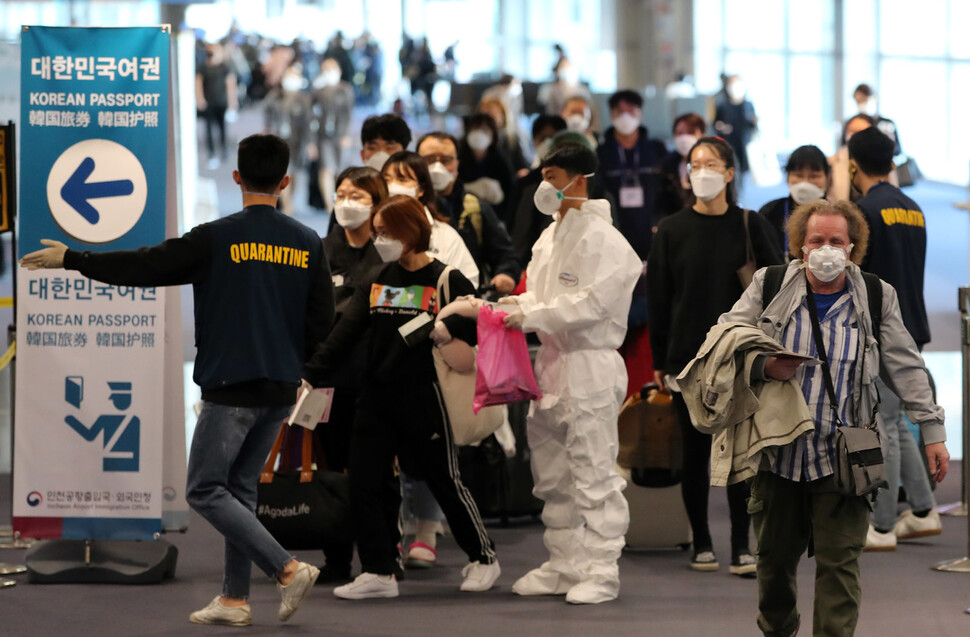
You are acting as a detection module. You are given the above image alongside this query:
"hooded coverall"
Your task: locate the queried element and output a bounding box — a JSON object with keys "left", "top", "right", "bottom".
{"left": 512, "top": 198, "right": 642, "bottom": 603}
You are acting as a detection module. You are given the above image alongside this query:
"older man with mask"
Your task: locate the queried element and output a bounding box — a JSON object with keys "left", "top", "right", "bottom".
{"left": 718, "top": 199, "right": 948, "bottom": 637}
{"left": 417, "top": 131, "right": 520, "bottom": 295}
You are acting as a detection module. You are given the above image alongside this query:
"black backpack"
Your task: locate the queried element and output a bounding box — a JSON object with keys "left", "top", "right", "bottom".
{"left": 761, "top": 265, "right": 883, "bottom": 346}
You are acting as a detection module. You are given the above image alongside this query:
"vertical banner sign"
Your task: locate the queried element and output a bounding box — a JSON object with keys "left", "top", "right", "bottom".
{"left": 0, "top": 126, "right": 8, "bottom": 232}
{"left": 14, "top": 26, "right": 169, "bottom": 540}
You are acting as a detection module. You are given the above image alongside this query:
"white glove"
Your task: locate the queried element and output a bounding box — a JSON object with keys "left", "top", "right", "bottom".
{"left": 430, "top": 321, "right": 453, "bottom": 345}
{"left": 496, "top": 295, "right": 520, "bottom": 306}
{"left": 464, "top": 177, "right": 505, "bottom": 205}
{"left": 503, "top": 310, "right": 525, "bottom": 331}
{"left": 225, "top": 109, "right": 238, "bottom": 124}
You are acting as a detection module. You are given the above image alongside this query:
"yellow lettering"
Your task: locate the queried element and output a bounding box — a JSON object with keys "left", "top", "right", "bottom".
{"left": 290, "top": 248, "right": 298, "bottom": 266}
{"left": 257, "top": 243, "right": 266, "bottom": 261}
{"left": 239, "top": 243, "right": 249, "bottom": 260}
{"left": 249, "top": 243, "right": 257, "bottom": 261}
{"left": 281, "top": 246, "right": 290, "bottom": 265}
{"left": 229, "top": 244, "right": 241, "bottom": 263}
{"left": 273, "top": 245, "right": 283, "bottom": 263}
{"left": 300, "top": 251, "right": 309, "bottom": 269}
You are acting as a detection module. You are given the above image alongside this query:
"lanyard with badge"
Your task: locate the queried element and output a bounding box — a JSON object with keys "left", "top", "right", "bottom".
{"left": 616, "top": 142, "right": 644, "bottom": 209}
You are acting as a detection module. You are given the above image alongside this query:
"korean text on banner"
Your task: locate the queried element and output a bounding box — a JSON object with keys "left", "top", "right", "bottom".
{"left": 14, "top": 26, "right": 170, "bottom": 541}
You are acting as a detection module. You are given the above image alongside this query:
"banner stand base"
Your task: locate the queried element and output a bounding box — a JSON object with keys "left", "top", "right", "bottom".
{"left": 25, "top": 539, "right": 177, "bottom": 584}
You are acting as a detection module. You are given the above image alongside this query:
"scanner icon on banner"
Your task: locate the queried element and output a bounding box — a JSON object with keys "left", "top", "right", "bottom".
{"left": 46, "top": 139, "right": 147, "bottom": 244}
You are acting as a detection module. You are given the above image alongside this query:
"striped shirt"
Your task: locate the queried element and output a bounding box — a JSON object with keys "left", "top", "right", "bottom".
{"left": 768, "top": 284, "right": 859, "bottom": 481}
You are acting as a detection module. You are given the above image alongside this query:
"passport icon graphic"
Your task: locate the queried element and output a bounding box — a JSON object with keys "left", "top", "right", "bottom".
{"left": 65, "top": 376, "right": 84, "bottom": 408}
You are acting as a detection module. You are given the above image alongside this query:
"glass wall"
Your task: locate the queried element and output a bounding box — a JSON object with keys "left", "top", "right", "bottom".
{"left": 694, "top": 0, "right": 969, "bottom": 184}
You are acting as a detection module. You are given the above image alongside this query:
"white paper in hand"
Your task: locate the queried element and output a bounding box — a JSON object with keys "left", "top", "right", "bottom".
{"left": 287, "top": 387, "right": 335, "bottom": 430}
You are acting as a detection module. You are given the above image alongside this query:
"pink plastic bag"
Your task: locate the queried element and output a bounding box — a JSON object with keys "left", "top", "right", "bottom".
{"left": 473, "top": 305, "right": 542, "bottom": 413}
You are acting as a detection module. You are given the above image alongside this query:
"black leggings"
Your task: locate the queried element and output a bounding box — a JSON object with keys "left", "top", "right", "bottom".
{"left": 672, "top": 391, "right": 751, "bottom": 554}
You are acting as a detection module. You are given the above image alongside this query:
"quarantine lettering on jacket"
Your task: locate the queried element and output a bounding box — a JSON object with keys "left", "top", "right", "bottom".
{"left": 228, "top": 242, "right": 311, "bottom": 268}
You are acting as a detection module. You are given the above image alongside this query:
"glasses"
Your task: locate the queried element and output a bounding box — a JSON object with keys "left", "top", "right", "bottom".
{"left": 687, "top": 161, "right": 727, "bottom": 174}
{"left": 420, "top": 153, "right": 455, "bottom": 165}
{"left": 333, "top": 192, "right": 371, "bottom": 204}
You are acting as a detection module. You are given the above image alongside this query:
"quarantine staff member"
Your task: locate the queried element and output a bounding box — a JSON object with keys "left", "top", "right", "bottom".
{"left": 20, "top": 134, "right": 333, "bottom": 628}
{"left": 304, "top": 195, "right": 500, "bottom": 600}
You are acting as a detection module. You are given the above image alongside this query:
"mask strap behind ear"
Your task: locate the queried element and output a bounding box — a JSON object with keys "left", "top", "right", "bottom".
{"left": 559, "top": 173, "right": 595, "bottom": 201}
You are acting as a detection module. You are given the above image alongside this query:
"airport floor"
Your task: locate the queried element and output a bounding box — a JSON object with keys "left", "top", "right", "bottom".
{"left": 1, "top": 470, "right": 970, "bottom": 636}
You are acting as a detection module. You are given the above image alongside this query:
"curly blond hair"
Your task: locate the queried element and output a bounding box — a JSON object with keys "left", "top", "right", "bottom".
{"left": 785, "top": 199, "right": 869, "bottom": 265}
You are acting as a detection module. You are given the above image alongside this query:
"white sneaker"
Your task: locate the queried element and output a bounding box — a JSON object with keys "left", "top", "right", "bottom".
{"left": 864, "top": 524, "right": 897, "bottom": 552}
{"left": 565, "top": 580, "right": 618, "bottom": 605}
{"left": 894, "top": 509, "right": 942, "bottom": 540}
{"left": 333, "top": 572, "right": 399, "bottom": 599}
{"left": 512, "top": 567, "right": 573, "bottom": 596}
{"left": 189, "top": 596, "right": 252, "bottom": 626}
{"left": 460, "top": 560, "right": 501, "bottom": 592}
{"left": 277, "top": 561, "right": 320, "bottom": 621}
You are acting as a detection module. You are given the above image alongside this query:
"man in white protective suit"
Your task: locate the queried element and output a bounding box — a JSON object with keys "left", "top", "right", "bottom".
{"left": 500, "top": 143, "right": 641, "bottom": 604}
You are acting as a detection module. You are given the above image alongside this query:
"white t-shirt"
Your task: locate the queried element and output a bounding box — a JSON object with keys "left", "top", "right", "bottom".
{"left": 424, "top": 207, "right": 479, "bottom": 285}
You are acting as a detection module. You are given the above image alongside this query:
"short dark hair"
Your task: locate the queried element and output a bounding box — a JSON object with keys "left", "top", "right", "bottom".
{"left": 381, "top": 151, "right": 446, "bottom": 221}
{"left": 540, "top": 142, "right": 599, "bottom": 177}
{"left": 361, "top": 113, "right": 412, "bottom": 147}
{"left": 416, "top": 131, "right": 459, "bottom": 155}
{"left": 334, "top": 166, "right": 389, "bottom": 206}
{"left": 371, "top": 195, "right": 431, "bottom": 254}
{"left": 853, "top": 83, "right": 874, "bottom": 98}
{"left": 608, "top": 89, "right": 643, "bottom": 111}
{"left": 687, "top": 136, "right": 738, "bottom": 206}
{"left": 237, "top": 134, "right": 289, "bottom": 192}
{"left": 848, "top": 127, "right": 895, "bottom": 176}
{"left": 672, "top": 112, "right": 705, "bottom": 136}
{"left": 531, "top": 114, "right": 567, "bottom": 140}
{"left": 785, "top": 145, "right": 830, "bottom": 176}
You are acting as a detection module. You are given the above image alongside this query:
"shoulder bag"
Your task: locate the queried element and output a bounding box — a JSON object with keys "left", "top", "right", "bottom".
{"left": 432, "top": 265, "right": 504, "bottom": 445}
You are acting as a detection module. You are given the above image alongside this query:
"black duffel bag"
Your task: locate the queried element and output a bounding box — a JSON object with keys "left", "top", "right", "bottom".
{"left": 257, "top": 422, "right": 352, "bottom": 549}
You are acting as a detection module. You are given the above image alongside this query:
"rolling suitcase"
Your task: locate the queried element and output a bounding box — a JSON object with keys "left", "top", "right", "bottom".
{"left": 618, "top": 384, "right": 692, "bottom": 550}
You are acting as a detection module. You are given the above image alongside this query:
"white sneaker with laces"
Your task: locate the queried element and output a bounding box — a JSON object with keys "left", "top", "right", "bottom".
{"left": 189, "top": 596, "right": 252, "bottom": 626}
{"left": 333, "top": 572, "right": 399, "bottom": 599}
{"left": 460, "top": 560, "right": 501, "bottom": 592}
{"left": 894, "top": 509, "right": 942, "bottom": 539}
{"left": 864, "top": 524, "right": 897, "bottom": 551}
{"left": 277, "top": 561, "right": 320, "bottom": 621}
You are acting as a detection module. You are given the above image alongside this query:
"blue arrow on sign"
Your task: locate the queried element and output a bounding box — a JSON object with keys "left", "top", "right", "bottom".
{"left": 60, "top": 156, "right": 135, "bottom": 224}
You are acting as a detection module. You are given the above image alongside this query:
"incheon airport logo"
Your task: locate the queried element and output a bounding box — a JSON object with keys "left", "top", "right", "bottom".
{"left": 27, "top": 491, "right": 43, "bottom": 507}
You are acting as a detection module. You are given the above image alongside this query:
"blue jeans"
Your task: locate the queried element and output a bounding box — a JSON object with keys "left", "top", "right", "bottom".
{"left": 871, "top": 378, "right": 936, "bottom": 531}
{"left": 186, "top": 402, "right": 294, "bottom": 598}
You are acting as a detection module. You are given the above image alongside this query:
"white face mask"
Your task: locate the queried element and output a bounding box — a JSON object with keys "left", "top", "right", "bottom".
{"left": 531, "top": 138, "right": 553, "bottom": 168}
{"left": 612, "top": 112, "right": 640, "bottom": 136}
{"left": 313, "top": 69, "right": 341, "bottom": 88}
{"left": 466, "top": 129, "right": 492, "bottom": 152}
{"left": 674, "top": 134, "right": 698, "bottom": 158}
{"left": 803, "top": 244, "right": 853, "bottom": 282}
{"left": 387, "top": 182, "right": 418, "bottom": 198}
{"left": 558, "top": 66, "right": 579, "bottom": 84}
{"left": 373, "top": 235, "right": 405, "bottom": 262}
{"left": 281, "top": 74, "right": 305, "bottom": 92}
{"left": 565, "top": 113, "right": 590, "bottom": 133}
{"left": 428, "top": 162, "right": 455, "bottom": 192}
{"left": 365, "top": 150, "right": 391, "bottom": 172}
{"left": 689, "top": 169, "right": 726, "bottom": 202}
{"left": 789, "top": 181, "right": 826, "bottom": 206}
{"left": 728, "top": 82, "right": 746, "bottom": 102}
{"left": 333, "top": 200, "right": 371, "bottom": 230}
{"left": 533, "top": 175, "right": 590, "bottom": 216}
